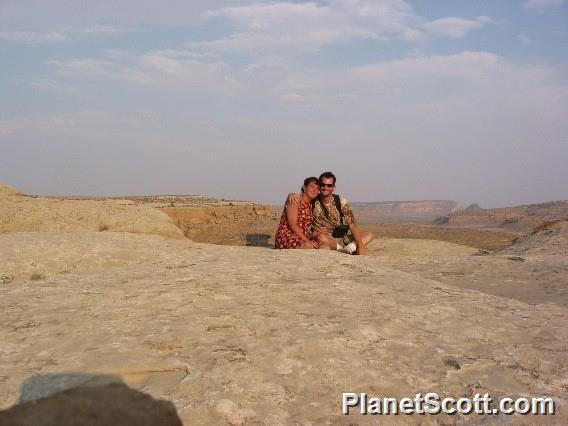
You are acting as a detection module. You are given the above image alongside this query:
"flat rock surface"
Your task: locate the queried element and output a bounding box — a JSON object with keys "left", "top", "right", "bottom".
{"left": 375, "top": 222, "right": 568, "bottom": 307}
{"left": 1, "top": 232, "right": 567, "bottom": 424}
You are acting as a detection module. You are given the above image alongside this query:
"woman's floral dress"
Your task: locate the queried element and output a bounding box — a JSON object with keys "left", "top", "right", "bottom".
{"left": 275, "top": 200, "right": 313, "bottom": 249}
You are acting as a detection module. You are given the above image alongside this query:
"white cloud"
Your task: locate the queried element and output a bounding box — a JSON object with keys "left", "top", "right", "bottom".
{"left": 30, "top": 79, "right": 78, "bottom": 93}
{"left": 0, "top": 113, "right": 90, "bottom": 135}
{"left": 49, "top": 50, "right": 242, "bottom": 94}
{"left": 422, "top": 16, "right": 490, "bottom": 38}
{"left": 102, "top": 49, "right": 131, "bottom": 59}
{"left": 0, "top": 30, "right": 67, "bottom": 43}
{"left": 196, "top": 1, "right": 494, "bottom": 57}
{"left": 81, "top": 25, "right": 135, "bottom": 36}
{"left": 523, "top": 0, "right": 564, "bottom": 9}
{"left": 135, "top": 51, "right": 242, "bottom": 94}
{"left": 0, "top": 0, "right": 258, "bottom": 32}
{"left": 268, "top": 51, "right": 503, "bottom": 104}
{"left": 518, "top": 34, "right": 533, "bottom": 45}
{"left": 0, "top": 25, "right": 132, "bottom": 44}
{"left": 50, "top": 59, "right": 149, "bottom": 83}
{"left": 197, "top": 0, "right": 424, "bottom": 55}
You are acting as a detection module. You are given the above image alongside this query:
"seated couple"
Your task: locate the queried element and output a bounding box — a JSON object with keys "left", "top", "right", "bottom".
{"left": 275, "top": 171, "right": 374, "bottom": 255}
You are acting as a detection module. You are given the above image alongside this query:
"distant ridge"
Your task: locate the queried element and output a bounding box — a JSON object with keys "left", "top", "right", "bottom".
{"left": 434, "top": 200, "right": 568, "bottom": 232}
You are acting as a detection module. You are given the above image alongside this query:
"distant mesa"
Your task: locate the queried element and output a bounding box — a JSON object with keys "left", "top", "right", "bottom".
{"left": 352, "top": 200, "right": 463, "bottom": 224}
{"left": 465, "top": 203, "right": 482, "bottom": 212}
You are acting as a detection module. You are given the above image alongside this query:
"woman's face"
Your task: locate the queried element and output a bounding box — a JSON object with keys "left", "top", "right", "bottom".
{"left": 304, "top": 181, "right": 320, "bottom": 200}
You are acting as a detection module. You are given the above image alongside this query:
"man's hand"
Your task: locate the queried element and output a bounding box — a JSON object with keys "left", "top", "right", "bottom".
{"left": 286, "top": 193, "right": 300, "bottom": 206}
{"left": 356, "top": 247, "right": 366, "bottom": 256}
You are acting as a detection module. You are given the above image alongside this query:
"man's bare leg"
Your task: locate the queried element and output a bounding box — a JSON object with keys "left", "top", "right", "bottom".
{"left": 361, "top": 231, "right": 374, "bottom": 246}
{"left": 344, "top": 231, "right": 374, "bottom": 254}
{"left": 317, "top": 233, "right": 337, "bottom": 250}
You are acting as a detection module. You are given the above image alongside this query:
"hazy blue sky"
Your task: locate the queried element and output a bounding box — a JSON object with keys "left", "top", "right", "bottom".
{"left": 1, "top": 0, "right": 567, "bottom": 207}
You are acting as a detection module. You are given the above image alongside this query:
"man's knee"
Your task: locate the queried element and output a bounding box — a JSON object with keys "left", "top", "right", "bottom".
{"left": 318, "top": 234, "right": 335, "bottom": 246}
{"left": 317, "top": 233, "right": 337, "bottom": 249}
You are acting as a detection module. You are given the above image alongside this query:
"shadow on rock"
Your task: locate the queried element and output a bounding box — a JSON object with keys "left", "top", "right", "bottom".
{"left": 0, "top": 373, "right": 182, "bottom": 425}
{"left": 245, "top": 233, "right": 273, "bottom": 248}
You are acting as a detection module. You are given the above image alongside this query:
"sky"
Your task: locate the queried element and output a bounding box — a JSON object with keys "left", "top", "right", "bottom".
{"left": 1, "top": 0, "right": 567, "bottom": 207}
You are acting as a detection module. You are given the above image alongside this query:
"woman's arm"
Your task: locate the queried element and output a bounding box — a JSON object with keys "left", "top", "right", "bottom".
{"left": 286, "top": 199, "right": 308, "bottom": 241}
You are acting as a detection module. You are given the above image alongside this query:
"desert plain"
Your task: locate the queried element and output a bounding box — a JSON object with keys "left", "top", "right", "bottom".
{"left": 1, "top": 184, "right": 567, "bottom": 425}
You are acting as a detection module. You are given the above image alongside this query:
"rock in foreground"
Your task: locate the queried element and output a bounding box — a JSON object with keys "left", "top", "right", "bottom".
{"left": 1, "top": 232, "right": 567, "bottom": 424}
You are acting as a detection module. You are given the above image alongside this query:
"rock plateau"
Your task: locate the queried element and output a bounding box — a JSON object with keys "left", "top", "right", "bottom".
{"left": 1, "top": 184, "right": 567, "bottom": 425}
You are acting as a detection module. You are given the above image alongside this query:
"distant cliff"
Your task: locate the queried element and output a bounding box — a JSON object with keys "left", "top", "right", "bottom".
{"left": 352, "top": 200, "right": 463, "bottom": 224}
{"left": 434, "top": 200, "right": 568, "bottom": 232}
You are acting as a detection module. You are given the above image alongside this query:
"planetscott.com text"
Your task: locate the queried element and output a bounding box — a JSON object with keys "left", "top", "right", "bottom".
{"left": 342, "top": 392, "right": 555, "bottom": 416}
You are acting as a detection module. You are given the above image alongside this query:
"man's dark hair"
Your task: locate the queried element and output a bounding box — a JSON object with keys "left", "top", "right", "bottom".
{"left": 319, "top": 171, "right": 336, "bottom": 185}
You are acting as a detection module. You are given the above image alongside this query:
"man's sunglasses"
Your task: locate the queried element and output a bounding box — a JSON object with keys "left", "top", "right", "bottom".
{"left": 319, "top": 183, "right": 334, "bottom": 188}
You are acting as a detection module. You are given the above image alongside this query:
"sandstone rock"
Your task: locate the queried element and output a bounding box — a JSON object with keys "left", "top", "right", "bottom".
{"left": 0, "top": 183, "right": 280, "bottom": 244}
{"left": 0, "top": 232, "right": 192, "bottom": 281}
{"left": 1, "top": 232, "right": 567, "bottom": 424}
{"left": 0, "top": 184, "right": 184, "bottom": 239}
{"left": 0, "top": 184, "right": 21, "bottom": 196}
{"left": 1, "top": 184, "right": 567, "bottom": 424}
{"left": 501, "top": 219, "right": 568, "bottom": 256}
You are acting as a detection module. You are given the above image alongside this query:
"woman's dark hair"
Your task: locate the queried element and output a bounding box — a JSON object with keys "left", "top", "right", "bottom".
{"left": 301, "top": 176, "right": 319, "bottom": 193}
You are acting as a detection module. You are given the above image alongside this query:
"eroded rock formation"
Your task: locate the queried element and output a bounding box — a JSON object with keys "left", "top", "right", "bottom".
{"left": 435, "top": 200, "right": 568, "bottom": 231}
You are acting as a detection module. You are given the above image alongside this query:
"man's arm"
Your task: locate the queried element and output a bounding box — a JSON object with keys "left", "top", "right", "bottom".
{"left": 345, "top": 217, "right": 365, "bottom": 255}
{"left": 286, "top": 193, "right": 300, "bottom": 206}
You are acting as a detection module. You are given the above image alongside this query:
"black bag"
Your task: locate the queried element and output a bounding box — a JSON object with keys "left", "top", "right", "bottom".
{"left": 329, "top": 194, "right": 350, "bottom": 238}
{"left": 332, "top": 224, "right": 350, "bottom": 238}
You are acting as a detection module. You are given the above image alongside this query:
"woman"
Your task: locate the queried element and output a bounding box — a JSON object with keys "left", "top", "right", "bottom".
{"left": 275, "top": 177, "right": 326, "bottom": 249}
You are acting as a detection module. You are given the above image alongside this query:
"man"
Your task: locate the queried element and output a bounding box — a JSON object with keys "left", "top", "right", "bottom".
{"left": 289, "top": 171, "right": 374, "bottom": 255}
